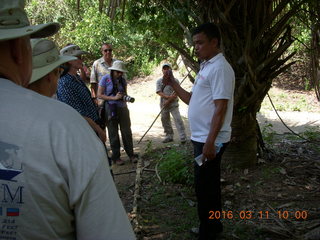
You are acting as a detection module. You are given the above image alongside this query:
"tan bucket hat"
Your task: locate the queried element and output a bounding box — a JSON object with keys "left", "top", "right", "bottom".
{"left": 30, "top": 39, "right": 77, "bottom": 84}
{"left": 109, "top": 60, "right": 128, "bottom": 73}
{"left": 0, "top": 0, "right": 60, "bottom": 41}
{"left": 60, "top": 44, "right": 89, "bottom": 57}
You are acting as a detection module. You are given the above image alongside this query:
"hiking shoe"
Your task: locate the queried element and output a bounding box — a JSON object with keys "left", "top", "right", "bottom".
{"left": 162, "top": 138, "right": 173, "bottom": 143}
{"left": 114, "top": 159, "right": 125, "bottom": 166}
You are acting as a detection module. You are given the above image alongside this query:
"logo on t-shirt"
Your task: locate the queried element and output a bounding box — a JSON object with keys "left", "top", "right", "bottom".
{"left": 0, "top": 142, "right": 22, "bottom": 181}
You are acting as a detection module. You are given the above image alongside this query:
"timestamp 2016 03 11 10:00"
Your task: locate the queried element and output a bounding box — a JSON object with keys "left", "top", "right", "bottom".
{"left": 208, "top": 210, "right": 308, "bottom": 220}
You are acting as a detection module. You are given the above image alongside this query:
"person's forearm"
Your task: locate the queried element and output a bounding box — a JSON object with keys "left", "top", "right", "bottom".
{"left": 84, "top": 116, "right": 99, "bottom": 132}
{"left": 84, "top": 116, "right": 106, "bottom": 142}
{"left": 90, "top": 83, "right": 98, "bottom": 98}
{"left": 202, "top": 100, "right": 228, "bottom": 161}
{"left": 170, "top": 80, "right": 191, "bottom": 105}
{"left": 97, "top": 86, "right": 118, "bottom": 101}
{"left": 206, "top": 101, "right": 228, "bottom": 145}
{"left": 157, "top": 92, "right": 170, "bottom": 99}
{"left": 97, "top": 93, "right": 116, "bottom": 101}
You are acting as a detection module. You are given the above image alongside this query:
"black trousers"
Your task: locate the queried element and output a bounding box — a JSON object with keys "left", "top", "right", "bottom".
{"left": 192, "top": 140, "right": 228, "bottom": 240}
{"left": 106, "top": 106, "right": 134, "bottom": 160}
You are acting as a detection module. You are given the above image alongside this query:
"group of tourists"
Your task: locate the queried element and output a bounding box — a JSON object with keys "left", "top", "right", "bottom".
{"left": 0, "top": 1, "right": 235, "bottom": 240}
{"left": 0, "top": 0, "right": 135, "bottom": 239}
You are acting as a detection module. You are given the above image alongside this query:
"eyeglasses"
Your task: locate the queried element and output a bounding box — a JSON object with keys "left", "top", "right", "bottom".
{"left": 103, "top": 49, "right": 113, "bottom": 53}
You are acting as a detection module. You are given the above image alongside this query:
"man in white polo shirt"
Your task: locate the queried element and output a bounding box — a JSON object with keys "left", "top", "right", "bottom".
{"left": 163, "top": 23, "right": 235, "bottom": 240}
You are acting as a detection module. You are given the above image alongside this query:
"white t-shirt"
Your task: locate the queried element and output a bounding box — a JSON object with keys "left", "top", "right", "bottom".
{"left": 0, "top": 78, "right": 135, "bottom": 240}
{"left": 188, "top": 53, "right": 235, "bottom": 143}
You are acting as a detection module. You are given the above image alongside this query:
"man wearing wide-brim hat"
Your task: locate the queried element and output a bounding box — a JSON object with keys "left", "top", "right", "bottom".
{"left": 28, "top": 38, "right": 77, "bottom": 97}
{"left": 0, "top": 1, "right": 135, "bottom": 239}
{"left": 0, "top": 0, "right": 60, "bottom": 85}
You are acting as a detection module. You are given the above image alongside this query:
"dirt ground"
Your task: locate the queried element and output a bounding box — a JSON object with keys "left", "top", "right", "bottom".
{"left": 109, "top": 66, "right": 320, "bottom": 239}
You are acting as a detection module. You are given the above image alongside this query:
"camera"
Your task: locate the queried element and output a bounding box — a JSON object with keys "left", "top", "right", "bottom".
{"left": 122, "top": 95, "right": 135, "bottom": 103}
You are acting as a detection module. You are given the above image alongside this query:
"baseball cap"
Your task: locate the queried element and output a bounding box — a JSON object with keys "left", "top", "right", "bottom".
{"left": 29, "top": 39, "right": 77, "bottom": 84}
{"left": 0, "top": 0, "right": 60, "bottom": 41}
{"left": 162, "top": 63, "right": 171, "bottom": 68}
{"left": 60, "top": 44, "right": 89, "bottom": 57}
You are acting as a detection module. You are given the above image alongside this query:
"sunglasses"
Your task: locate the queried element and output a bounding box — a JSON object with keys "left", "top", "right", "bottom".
{"left": 103, "top": 49, "right": 113, "bottom": 53}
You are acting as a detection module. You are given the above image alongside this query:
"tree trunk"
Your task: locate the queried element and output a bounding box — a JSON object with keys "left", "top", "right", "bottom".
{"left": 223, "top": 113, "right": 258, "bottom": 168}
{"left": 310, "top": 0, "right": 320, "bottom": 101}
{"left": 310, "top": 25, "right": 320, "bottom": 101}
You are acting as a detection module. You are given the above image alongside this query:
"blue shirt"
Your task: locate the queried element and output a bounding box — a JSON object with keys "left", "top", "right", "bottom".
{"left": 57, "top": 73, "right": 99, "bottom": 122}
{"left": 99, "top": 74, "right": 127, "bottom": 108}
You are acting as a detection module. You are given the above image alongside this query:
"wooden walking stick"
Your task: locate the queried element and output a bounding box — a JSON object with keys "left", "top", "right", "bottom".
{"left": 137, "top": 71, "right": 190, "bottom": 144}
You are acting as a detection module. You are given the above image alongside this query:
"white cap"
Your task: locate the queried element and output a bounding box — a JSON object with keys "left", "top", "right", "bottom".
{"left": 162, "top": 63, "right": 171, "bottom": 68}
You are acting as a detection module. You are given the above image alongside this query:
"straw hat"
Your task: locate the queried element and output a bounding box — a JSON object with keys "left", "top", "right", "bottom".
{"left": 29, "top": 39, "right": 77, "bottom": 84}
{"left": 109, "top": 60, "right": 128, "bottom": 73}
{"left": 0, "top": 0, "right": 59, "bottom": 41}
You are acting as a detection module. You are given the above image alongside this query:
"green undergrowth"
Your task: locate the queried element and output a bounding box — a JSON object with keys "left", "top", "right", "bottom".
{"left": 157, "top": 145, "right": 194, "bottom": 185}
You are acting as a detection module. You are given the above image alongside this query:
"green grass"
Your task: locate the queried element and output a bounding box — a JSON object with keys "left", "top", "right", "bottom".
{"left": 260, "top": 88, "right": 318, "bottom": 113}
{"left": 140, "top": 179, "right": 198, "bottom": 239}
{"left": 301, "top": 126, "right": 320, "bottom": 141}
{"left": 158, "top": 147, "right": 194, "bottom": 185}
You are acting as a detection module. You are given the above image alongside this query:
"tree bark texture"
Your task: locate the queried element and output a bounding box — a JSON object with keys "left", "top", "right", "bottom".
{"left": 222, "top": 113, "right": 257, "bottom": 168}
{"left": 310, "top": 0, "right": 320, "bottom": 101}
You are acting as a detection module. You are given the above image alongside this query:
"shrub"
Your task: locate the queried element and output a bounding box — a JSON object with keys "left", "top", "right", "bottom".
{"left": 158, "top": 147, "right": 193, "bottom": 185}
